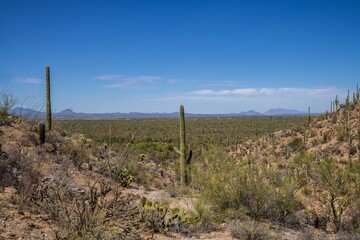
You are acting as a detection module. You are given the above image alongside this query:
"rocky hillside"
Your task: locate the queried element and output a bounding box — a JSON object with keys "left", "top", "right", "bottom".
{"left": 229, "top": 101, "right": 360, "bottom": 235}
{"left": 235, "top": 101, "right": 360, "bottom": 164}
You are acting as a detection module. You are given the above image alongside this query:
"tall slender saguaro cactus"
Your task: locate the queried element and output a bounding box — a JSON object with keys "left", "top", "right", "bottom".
{"left": 330, "top": 101, "right": 332, "bottom": 113}
{"left": 346, "top": 90, "right": 350, "bottom": 107}
{"left": 335, "top": 95, "right": 339, "bottom": 111}
{"left": 46, "top": 65, "right": 52, "bottom": 131}
{"left": 308, "top": 106, "right": 311, "bottom": 126}
{"left": 353, "top": 92, "right": 356, "bottom": 105}
{"left": 174, "top": 105, "right": 192, "bottom": 186}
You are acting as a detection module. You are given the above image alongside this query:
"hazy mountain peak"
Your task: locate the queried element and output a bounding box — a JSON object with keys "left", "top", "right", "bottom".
{"left": 262, "top": 108, "right": 306, "bottom": 116}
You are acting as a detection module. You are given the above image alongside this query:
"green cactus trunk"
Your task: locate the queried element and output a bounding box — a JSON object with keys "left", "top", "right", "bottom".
{"left": 39, "top": 121, "right": 45, "bottom": 144}
{"left": 179, "top": 105, "right": 187, "bottom": 185}
{"left": 335, "top": 95, "right": 339, "bottom": 111}
{"left": 308, "top": 106, "right": 311, "bottom": 126}
{"left": 330, "top": 101, "right": 332, "bottom": 113}
{"left": 353, "top": 92, "right": 356, "bottom": 105}
{"left": 46, "top": 65, "right": 52, "bottom": 131}
{"left": 173, "top": 105, "right": 192, "bottom": 186}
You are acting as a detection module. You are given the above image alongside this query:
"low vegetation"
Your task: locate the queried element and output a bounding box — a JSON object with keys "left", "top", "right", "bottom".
{"left": 1, "top": 87, "right": 360, "bottom": 239}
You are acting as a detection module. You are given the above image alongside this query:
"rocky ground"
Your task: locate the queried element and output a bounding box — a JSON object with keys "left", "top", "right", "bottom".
{"left": 0, "top": 112, "right": 359, "bottom": 239}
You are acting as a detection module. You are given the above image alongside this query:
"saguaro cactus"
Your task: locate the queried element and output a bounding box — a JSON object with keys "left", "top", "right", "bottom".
{"left": 346, "top": 90, "right": 350, "bottom": 107}
{"left": 174, "top": 105, "right": 192, "bottom": 186}
{"left": 353, "top": 92, "right": 356, "bottom": 105}
{"left": 358, "top": 112, "right": 360, "bottom": 161}
{"left": 46, "top": 65, "right": 52, "bottom": 131}
{"left": 39, "top": 121, "right": 45, "bottom": 144}
{"left": 308, "top": 106, "right": 311, "bottom": 126}
{"left": 335, "top": 95, "right": 339, "bottom": 111}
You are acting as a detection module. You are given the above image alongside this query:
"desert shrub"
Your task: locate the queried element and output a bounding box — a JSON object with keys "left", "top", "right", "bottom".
{"left": 193, "top": 155, "right": 302, "bottom": 222}
{"left": 67, "top": 134, "right": 92, "bottom": 169}
{"left": 0, "top": 91, "right": 17, "bottom": 117}
{"left": 134, "top": 141, "right": 176, "bottom": 164}
{"left": 110, "top": 164, "right": 134, "bottom": 187}
{"left": 45, "top": 131, "right": 65, "bottom": 152}
{"left": 333, "top": 232, "right": 360, "bottom": 240}
{"left": 193, "top": 198, "right": 218, "bottom": 232}
{"left": 0, "top": 158, "right": 15, "bottom": 188}
{"left": 229, "top": 220, "right": 279, "bottom": 240}
{"left": 34, "top": 179, "right": 142, "bottom": 239}
{"left": 241, "top": 168, "right": 301, "bottom": 220}
{"left": 140, "top": 197, "right": 199, "bottom": 237}
{"left": 322, "top": 133, "right": 330, "bottom": 143}
{"left": 69, "top": 145, "right": 89, "bottom": 169}
{"left": 288, "top": 137, "right": 304, "bottom": 152}
{"left": 336, "top": 125, "right": 349, "bottom": 142}
{"left": 312, "top": 158, "right": 360, "bottom": 232}
{"left": 0, "top": 91, "right": 18, "bottom": 126}
{"left": 140, "top": 197, "right": 169, "bottom": 235}
{"left": 288, "top": 152, "right": 314, "bottom": 186}
{"left": 296, "top": 230, "right": 325, "bottom": 240}
{"left": 0, "top": 149, "right": 41, "bottom": 211}
{"left": 96, "top": 142, "right": 152, "bottom": 188}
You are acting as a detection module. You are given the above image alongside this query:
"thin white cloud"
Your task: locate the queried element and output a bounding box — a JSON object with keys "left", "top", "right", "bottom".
{"left": 188, "top": 87, "right": 338, "bottom": 97}
{"left": 17, "top": 77, "right": 43, "bottom": 84}
{"left": 199, "top": 80, "right": 237, "bottom": 87}
{"left": 166, "top": 78, "right": 180, "bottom": 84}
{"left": 95, "top": 75, "right": 164, "bottom": 88}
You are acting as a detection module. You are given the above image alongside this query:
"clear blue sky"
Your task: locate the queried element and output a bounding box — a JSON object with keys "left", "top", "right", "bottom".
{"left": 1, "top": 0, "right": 359, "bottom": 113}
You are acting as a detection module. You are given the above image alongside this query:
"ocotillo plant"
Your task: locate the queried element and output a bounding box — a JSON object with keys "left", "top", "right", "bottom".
{"left": 174, "top": 105, "right": 192, "bottom": 186}
{"left": 39, "top": 121, "right": 45, "bottom": 145}
{"left": 46, "top": 65, "right": 52, "bottom": 131}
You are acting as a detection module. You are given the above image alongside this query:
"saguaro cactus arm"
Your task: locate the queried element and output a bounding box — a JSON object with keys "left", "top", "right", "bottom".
{"left": 173, "top": 147, "right": 181, "bottom": 155}
{"left": 186, "top": 149, "right": 192, "bottom": 165}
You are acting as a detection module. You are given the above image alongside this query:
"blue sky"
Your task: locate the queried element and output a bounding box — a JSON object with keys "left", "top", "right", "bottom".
{"left": 1, "top": 0, "right": 360, "bottom": 114}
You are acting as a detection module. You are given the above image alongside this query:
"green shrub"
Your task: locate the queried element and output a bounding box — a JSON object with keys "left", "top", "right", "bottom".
{"left": 110, "top": 165, "right": 134, "bottom": 187}
{"left": 313, "top": 159, "right": 360, "bottom": 232}
{"left": 34, "top": 180, "right": 141, "bottom": 239}
{"left": 0, "top": 91, "right": 17, "bottom": 117}
{"left": 140, "top": 197, "right": 199, "bottom": 236}
{"left": 193, "top": 156, "right": 302, "bottom": 222}
{"left": 288, "top": 137, "right": 304, "bottom": 152}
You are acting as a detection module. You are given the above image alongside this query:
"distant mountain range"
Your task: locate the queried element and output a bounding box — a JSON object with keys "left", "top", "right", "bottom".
{"left": 10, "top": 107, "right": 312, "bottom": 119}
